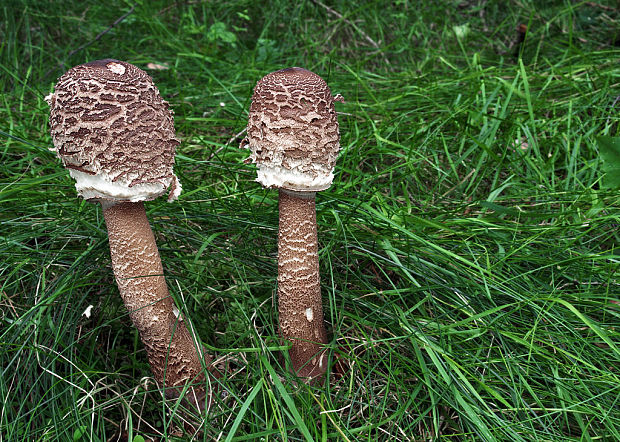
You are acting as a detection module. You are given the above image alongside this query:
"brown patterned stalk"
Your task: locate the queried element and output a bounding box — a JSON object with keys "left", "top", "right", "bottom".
{"left": 102, "top": 201, "right": 210, "bottom": 406}
{"left": 277, "top": 190, "right": 327, "bottom": 378}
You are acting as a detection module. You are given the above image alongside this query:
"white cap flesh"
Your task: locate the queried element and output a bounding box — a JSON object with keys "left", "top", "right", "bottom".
{"left": 65, "top": 169, "right": 182, "bottom": 202}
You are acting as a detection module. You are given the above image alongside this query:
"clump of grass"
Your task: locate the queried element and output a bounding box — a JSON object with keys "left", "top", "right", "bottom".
{"left": 1, "top": 0, "right": 619, "bottom": 440}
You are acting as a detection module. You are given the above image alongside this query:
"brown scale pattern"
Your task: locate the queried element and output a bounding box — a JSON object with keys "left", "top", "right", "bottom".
{"left": 48, "top": 59, "right": 178, "bottom": 196}
{"left": 277, "top": 191, "right": 327, "bottom": 378}
{"left": 244, "top": 67, "right": 341, "bottom": 185}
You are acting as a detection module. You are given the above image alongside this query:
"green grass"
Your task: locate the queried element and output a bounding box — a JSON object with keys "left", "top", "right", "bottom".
{"left": 1, "top": 0, "right": 619, "bottom": 440}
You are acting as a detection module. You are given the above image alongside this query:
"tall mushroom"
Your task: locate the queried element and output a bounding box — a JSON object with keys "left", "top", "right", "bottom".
{"left": 47, "top": 59, "right": 211, "bottom": 409}
{"left": 242, "top": 67, "right": 343, "bottom": 379}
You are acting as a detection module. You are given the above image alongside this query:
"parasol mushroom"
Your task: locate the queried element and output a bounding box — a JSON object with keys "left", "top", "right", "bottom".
{"left": 47, "top": 59, "right": 212, "bottom": 410}
{"left": 242, "top": 67, "right": 343, "bottom": 379}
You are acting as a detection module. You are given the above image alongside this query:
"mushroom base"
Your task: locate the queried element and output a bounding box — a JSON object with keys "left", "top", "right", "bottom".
{"left": 277, "top": 190, "right": 328, "bottom": 380}
{"left": 102, "top": 201, "right": 213, "bottom": 410}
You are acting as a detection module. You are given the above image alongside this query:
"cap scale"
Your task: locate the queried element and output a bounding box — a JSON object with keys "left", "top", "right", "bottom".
{"left": 47, "top": 59, "right": 181, "bottom": 202}
{"left": 244, "top": 67, "right": 342, "bottom": 192}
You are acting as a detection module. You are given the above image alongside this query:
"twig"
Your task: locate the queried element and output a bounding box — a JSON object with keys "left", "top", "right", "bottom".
{"left": 311, "top": 0, "right": 379, "bottom": 49}
{"left": 204, "top": 127, "right": 247, "bottom": 161}
{"left": 43, "top": 6, "right": 135, "bottom": 79}
{"left": 585, "top": 1, "right": 617, "bottom": 12}
{"left": 441, "top": 168, "right": 476, "bottom": 198}
{"left": 310, "top": 0, "right": 390, "bottom": 66}
{"left": 226, "top": 127, "right": 247, "bottom": 147}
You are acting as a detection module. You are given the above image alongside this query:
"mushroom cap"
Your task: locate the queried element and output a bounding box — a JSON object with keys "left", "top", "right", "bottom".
{"left": 243, "top": 67, "right": 342, "bottom": 192}
{"left": 47, "top": 59, "right": 181, "bottom": 202}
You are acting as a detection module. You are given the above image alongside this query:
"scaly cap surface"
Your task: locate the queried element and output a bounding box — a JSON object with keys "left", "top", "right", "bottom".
{"left": 47, "top": 59, "right": 181, "bottom": 202}
{"left": 243, "top": 67, "right": 343, "bottom": 192}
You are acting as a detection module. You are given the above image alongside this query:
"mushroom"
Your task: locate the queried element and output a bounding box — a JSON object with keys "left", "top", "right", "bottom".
{"left": 47, "top": 59, "right": 212, "bottom": 409}
{"left": 242, "top": 67, "right": 343, "bottom": 379}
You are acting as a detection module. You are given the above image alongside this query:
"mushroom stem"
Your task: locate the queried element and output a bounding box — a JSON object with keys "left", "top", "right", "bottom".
{"left": 102, "top": 201, "right": 211, "bottom": 407}
{"left": 277, "top": 189, "right": 328, "bottom": 379}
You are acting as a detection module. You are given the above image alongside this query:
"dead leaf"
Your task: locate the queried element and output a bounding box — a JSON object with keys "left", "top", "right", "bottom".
{"left": 146, "top": 62, "right": 169, "bottom": 70}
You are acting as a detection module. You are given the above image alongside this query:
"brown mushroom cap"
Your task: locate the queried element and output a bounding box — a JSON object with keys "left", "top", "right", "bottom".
{"left": 47, "top": 59, "right": 181, "bottom": 202}
{"left": 244, "top": 67, "right": 343, "bottom": 192}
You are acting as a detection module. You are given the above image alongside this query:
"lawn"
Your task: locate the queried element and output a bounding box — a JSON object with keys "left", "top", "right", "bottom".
{"left": 1, "top": 0, "right": 619, "bottom": 440}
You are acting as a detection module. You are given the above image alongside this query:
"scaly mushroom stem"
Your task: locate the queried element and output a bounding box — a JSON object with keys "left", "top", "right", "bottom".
{"left": 102, "top": 201, "right": 211, "bottom": 407}
{"left": 277, "top": 190, "right": 328, "bottom": 379}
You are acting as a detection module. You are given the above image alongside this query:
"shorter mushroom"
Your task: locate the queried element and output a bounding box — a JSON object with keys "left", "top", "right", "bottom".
{"left": 47, "top": 59, "right": 212, "bottom": 410}
{"left": 242, "top": 67, "right": 343, "bottom": 379}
